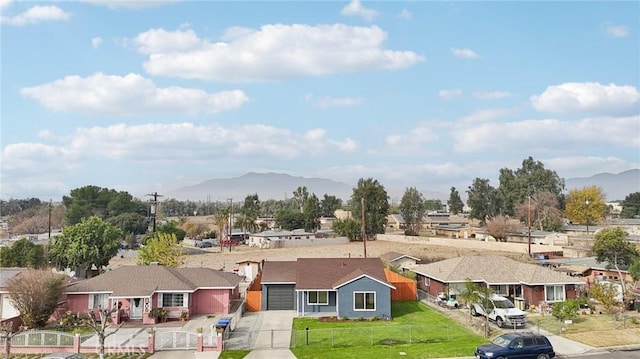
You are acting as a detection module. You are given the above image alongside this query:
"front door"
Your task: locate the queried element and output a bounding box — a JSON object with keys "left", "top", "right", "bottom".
{"left": 130, "top": 297, "right": 143, "bottom": 319}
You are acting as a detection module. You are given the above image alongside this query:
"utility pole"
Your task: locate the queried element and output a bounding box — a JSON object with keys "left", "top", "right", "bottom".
{"left": 48, "top": 199, "right": 52, "bottom": 239}
{"left": 527, "top": 195, "right": 531, "bottom": 257}
{"left": 147, "top": 192, "right": 163, "bottom": 233}
{"left": 361, "top": 197, "right": 367, "bottom": 258}
{"left": 228, "top": 198, "right": 233, "bottom": 252}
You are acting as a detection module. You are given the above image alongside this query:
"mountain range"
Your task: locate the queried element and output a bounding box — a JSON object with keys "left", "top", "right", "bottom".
{"left": 167, "top": 169, "right": 639, "bottom": 203}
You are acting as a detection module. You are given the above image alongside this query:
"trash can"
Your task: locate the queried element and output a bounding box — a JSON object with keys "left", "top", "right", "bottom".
{"left": 216, "top": 318, "right": 231, "bottom": 340}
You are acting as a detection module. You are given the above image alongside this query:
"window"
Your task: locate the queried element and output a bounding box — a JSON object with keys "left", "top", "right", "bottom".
{"left": 489, "top": 285, "right": 508, "bottom": 296}
{"left": 307, "top": 291, "right": 328, "bottom": 305}
{"left": 545, "top": 285, "right": 565, "bottom": 302}
{"left": 354, "top": 292, "right": 376, "bottom": 311}
{"left": 90, "top": 293, "right": 109, "bottom": 309}
{"left": 424, "top": 277, "right": 430, "bottom": 286}
{"left": 161, "top": 293, "right": 185, "bottom": 307}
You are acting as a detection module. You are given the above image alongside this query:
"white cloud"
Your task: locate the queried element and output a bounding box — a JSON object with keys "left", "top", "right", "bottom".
{"left": 473, "top": 91, "right": 512, "bottom": 100}
{"left": 451, "top": 48, "right": 480, "bottom": 59}
{"left": 341, "top": 0, "right": 378, "bottom": 22}
{"left": 1, "top": 5, "right": 70, "bottom": 26}
{"left": 530, "top": 82, "right": 640, "bottom": 115}
{"left": 398, "top": 9, "right": 412, "bottom": 20}
{"left": 459, "top": 108, "right": 513, "bottom": 123}
{"left": 545, "top": 156, "right": 639, "bottom": 180}
{"left": 454, "top": 115, "right": 640, "bottom": 153}
{"left": 134, "top": 25, "right": 423, "bottom": 82}
{"left": 306, "top": 94, "right": 362, "bottom": 108}
{"left": 383, "top": 125, "right": 439, "bottom": 156}
{"left": 81, "top": 0, "right": 181, "bottom": 9}
{"left": 438, "top": 89, "right": 462, "bottom": 100}
{"left": 91, "top": 37, "right": 103, "bottom": 48}
{"left": 133, "top": 28, "right": 204, "bottom": 54}
{"left": 1, "top": 122, "right": 357, "bottom": 174}
{"left": 605, "top": 24, "right": 629, "bottom": 38}
{"left": 20, "top": 72, "right": 249, "bottom": 115}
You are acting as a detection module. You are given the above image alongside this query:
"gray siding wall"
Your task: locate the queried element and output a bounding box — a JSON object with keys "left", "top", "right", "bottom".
{"left": 337, "top": 277, "right": 391, "bottom": 319}
{"left": 298, "top": 290, "right": 337, "bottom": 315}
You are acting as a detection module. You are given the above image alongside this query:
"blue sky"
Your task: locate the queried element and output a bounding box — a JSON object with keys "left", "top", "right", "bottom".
{"left": 1, "top": 0, "right": 639, "bottom": 201}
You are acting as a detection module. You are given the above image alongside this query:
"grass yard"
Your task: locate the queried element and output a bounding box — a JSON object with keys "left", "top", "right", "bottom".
{"left": 290, "top": 301, "right": 485, "bottom": 359}
{"left": 530, "top": 312, "right": 640, "bottom": 347}
{"left": 219, "top": 350, "right": 251, "bottom": 359}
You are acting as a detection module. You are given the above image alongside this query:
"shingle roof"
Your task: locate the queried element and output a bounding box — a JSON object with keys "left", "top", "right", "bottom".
{"left": 295, "top": 258, "right": 392, "bottom": 290}
{"left": 66, "top": 266, "right": 241, "bottom": 297}
{"left": 0, "top": 268, "right": 26, "bottom": 288}
{"left": 379, "top": 252, "right": 420, "bottom": 263}
{"left": 411, "top": 255, "right": 584, "bottom": 285}
{"left": 261, "top": 261, "right": 297, "bottom": 283}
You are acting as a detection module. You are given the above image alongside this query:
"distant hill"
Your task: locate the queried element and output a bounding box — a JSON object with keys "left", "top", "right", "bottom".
{"left": 167, "top": 172, "right": 353, "bottom": 201}
{"left": 565, "top": 169, "right": 639, "bottom": 201}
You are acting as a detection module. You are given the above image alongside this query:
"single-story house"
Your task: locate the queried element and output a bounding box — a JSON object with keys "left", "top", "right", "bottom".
{"left": 432, "top": 224, "right": 476, "bottom": 239}
{"left": 248, "top": 229, "right": 316, "bottom": 248}
{"left": 65, "top": 265, "right": 242, "bottom": 324}
{"left": 379, "top": 252, "right": 421, "bottom": 271}
{"left": 541, "top": 257, "right": 636, "bottom": 288}
{"left": 412, "top": 255, "right": 584, "bottom": 310}
{"left": 260, "top": 258, "right": 395, "bottom": 319}
{"left": 0, "top": 268, "right": 25, "bottom": 320}
{"left": 236, "top": 260, "right": 263, "bottom": 282}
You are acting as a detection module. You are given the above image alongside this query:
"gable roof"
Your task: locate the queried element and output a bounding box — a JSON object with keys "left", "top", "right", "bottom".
{"left": 379, "top": 252, "right": 421, "bottom": 263}
{"left": 66, "top": 266, "right": 242, "bottom": 297}
{"left": 261, "top": 261, "right": 297, "bottom": 284}
{"left": 295, "top": 258, "right": 393, "bottom": 290}
{"left": 0, "top": 268, "right": 27, "bottom": 289}
{"left": 411, "top": 255, "right": 584, "bottom": 286}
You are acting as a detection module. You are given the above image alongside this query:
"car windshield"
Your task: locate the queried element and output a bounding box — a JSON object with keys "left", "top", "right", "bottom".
{"left": 493, "top": 299, "right": 515, "bottom": 309}
{"left": 491, "top": 335, "right": 512, "bottom": 347}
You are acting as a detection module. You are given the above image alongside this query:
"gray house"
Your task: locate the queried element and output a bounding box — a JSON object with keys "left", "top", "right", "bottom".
{"left": 260, "top": 258, "right": 395, "bottom": 319}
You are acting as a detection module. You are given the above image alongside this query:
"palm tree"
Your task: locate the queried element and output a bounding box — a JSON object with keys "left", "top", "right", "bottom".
{"left": 459, "top": 279, "right": 481, "bottom": 323}
{"left": 213, "top": 210, "right": 229, "bottom": 241}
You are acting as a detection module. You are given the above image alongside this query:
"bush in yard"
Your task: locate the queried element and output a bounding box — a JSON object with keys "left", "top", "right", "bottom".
{"left": 6, "top": 270, "right": 66, "bottom": 328}
{"left": 552, "top": 299, "right": 579, "bottom": 321}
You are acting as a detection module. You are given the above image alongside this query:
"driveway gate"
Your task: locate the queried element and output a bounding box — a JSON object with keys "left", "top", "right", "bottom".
{"left": 154, "top": 330, "right": 197, "bottom": 351}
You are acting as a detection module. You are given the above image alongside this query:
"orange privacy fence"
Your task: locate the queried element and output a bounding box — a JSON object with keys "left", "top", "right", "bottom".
{"left": 245, "top": 271, "right": 262, "bottom": 312}
{"left": 384, "top": 268, "right": 417, "bottom": 301}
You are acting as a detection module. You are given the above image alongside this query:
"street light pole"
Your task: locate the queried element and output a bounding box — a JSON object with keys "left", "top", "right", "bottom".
{"left": 585, "top": 199, "right": 590, "bottom": 235}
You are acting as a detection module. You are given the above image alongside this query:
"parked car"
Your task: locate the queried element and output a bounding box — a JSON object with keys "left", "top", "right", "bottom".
{"left": 475, "top": 332, "right": 555, "bottom": 359}
{"left": 470, "top": 293, "right": 527, "bottom": 328}
{"left": 195, "top": 240, "right": 214, "bottom": 248}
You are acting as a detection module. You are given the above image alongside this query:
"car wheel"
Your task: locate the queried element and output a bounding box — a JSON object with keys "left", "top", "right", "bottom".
{"left": 495, "top": 356, "right": 506, "bottom": 359}
{"left": 536, "top": 354, "right": 550, "bottom": 359}
{"left": 470, "top": 306, "right": 478, "bottom": 316}
{"left": 496, "top": 317, "right": 504, "bottom": 327}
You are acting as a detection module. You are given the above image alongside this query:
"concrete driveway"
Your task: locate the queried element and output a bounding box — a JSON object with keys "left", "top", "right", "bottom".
{"left": 226, "top": 310, "right": 296, "bottom": 359}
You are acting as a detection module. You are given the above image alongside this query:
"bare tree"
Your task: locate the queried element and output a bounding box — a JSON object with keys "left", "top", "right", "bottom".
{"left": 0, "top": 321, "right": 17, "bottom": 359}
{"left": 6, "top": 270, "right": 65, "bottom": 328}
{"left": 485, "top": 215, "right": 522, "bottom": 242}
{"left": 83, "top": 308, "right": 124, "bottom": 359}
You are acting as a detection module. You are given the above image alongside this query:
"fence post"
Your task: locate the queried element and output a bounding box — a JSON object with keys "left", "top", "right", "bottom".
{"left": 197, "top": 333, "right": 203, "bottom": 352}
{"left": 305, "top": 327, "right": 309, "bottom": 346}
{"left": 331, "top": 328, "right": 334, "bottom": 347}
{"left": 74, "top": 333, "right": 80, "bottom": 353}
{"left": 409, "top": 326, "right": 412, "bottom": 344}
{"left": 371, "top": 328, "right": 373, "bottom": 345}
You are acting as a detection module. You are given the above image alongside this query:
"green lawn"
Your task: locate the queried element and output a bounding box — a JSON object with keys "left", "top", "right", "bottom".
{"left": 219, "top": 350, "right": 251, "bottom": 359}
{"left": 290, "top": 301, "right": 485, "bottom": 359}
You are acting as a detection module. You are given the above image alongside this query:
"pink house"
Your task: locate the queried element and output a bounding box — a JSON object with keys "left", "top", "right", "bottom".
{"left": 65, "top": 266, "right": 242, "bottom": 324}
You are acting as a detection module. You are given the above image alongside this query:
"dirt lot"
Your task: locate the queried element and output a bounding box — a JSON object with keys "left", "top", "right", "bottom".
{"left": 109, "top": 239, "right": 526, "bottom": 270}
